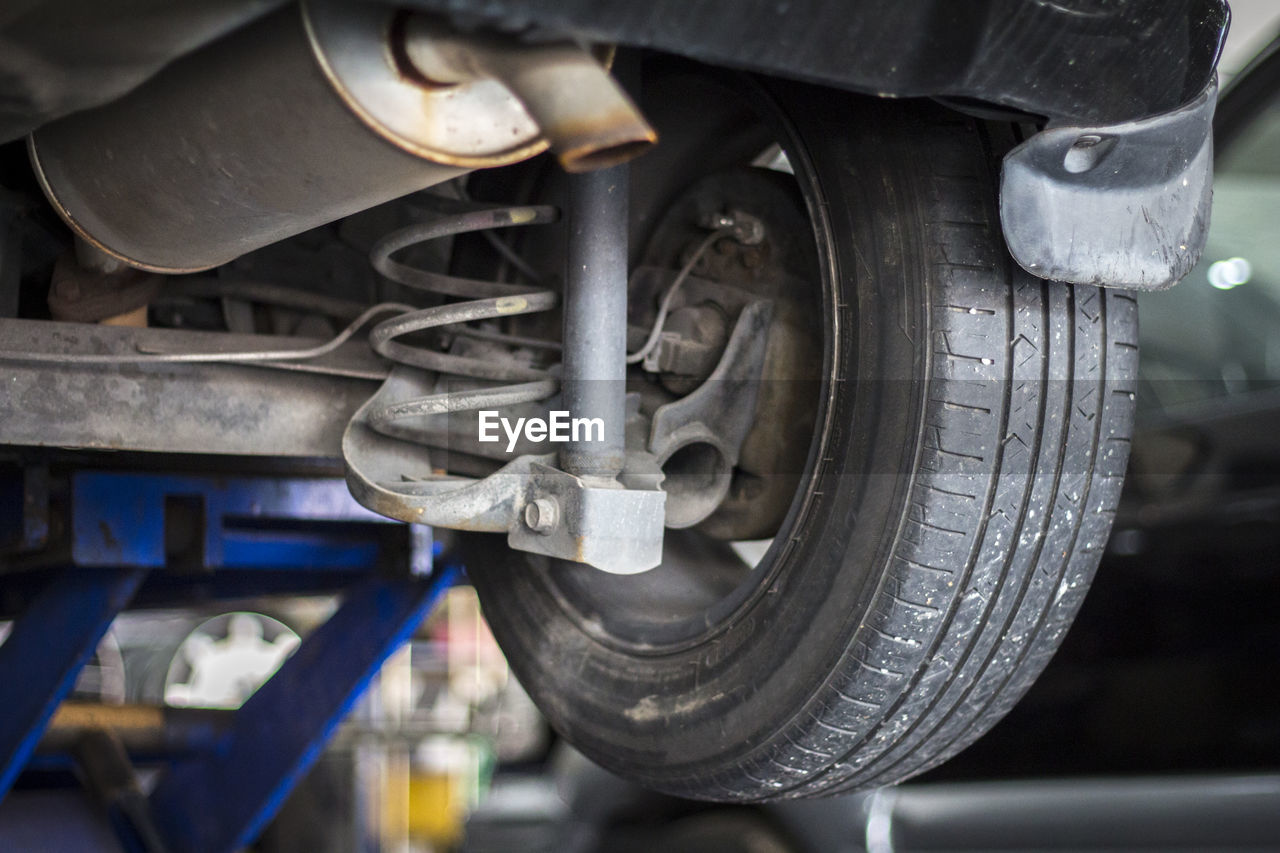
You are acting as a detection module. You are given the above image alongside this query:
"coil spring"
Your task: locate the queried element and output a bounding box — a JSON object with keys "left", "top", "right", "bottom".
{"left": 364, "top": 204, "right": 560, "bottom": 445}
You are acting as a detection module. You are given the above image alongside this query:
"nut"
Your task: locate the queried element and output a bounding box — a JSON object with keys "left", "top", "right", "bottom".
{"left": 523, "top": 497, "right": 559, "bottom": 535}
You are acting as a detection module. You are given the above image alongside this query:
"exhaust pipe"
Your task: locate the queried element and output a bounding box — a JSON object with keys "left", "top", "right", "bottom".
{"left": 28, "top": 1, "right": 656, "bottom": 274}
{"left": 401, "top": 20, "right": 656, "bottom": 174}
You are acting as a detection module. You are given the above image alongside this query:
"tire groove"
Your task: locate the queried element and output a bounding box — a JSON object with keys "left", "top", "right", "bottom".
{"left": 767, "top": 118, "right": 1016, "bottom": 796}
{"left": 829, "top": 239, "right": 1059, "bottom": 794}
{"left": 884, "top": 287, "right": 1115, "bottom": 783}
{"left": 854, "top": 279, "right": 1081, "bottom": 787}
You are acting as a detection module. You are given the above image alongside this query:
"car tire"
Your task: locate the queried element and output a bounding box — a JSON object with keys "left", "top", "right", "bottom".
{"left": 464, "top": 76, "right": 1138, "bottom": 801}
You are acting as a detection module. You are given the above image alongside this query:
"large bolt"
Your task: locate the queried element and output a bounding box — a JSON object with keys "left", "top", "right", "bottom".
{"left": 524, "top": 498, "right": 559, "bottom": 535}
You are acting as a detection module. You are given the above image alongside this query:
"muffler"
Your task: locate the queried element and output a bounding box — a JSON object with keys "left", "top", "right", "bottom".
{"left": 28, "top": 1, "right": 655, "bottom": 274}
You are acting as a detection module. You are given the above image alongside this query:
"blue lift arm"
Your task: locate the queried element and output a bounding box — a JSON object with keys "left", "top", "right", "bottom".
{"left": 1, "top": 469, "right": 454, "bottom": 852}
{"left": 147, "top": 568, "right": 456, "bottom": 853}
{"left": 0, "top": 567, "right": 146, "bottom": 800}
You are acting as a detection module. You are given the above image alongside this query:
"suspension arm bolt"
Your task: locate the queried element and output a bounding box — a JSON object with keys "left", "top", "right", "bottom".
{"left": 524, "top": 498, "right": 560, "bottom": 535}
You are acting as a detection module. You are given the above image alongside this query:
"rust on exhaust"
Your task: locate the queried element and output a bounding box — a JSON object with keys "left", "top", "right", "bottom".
{"left": 402, "top": 17, "right": 657, "bottom": 173}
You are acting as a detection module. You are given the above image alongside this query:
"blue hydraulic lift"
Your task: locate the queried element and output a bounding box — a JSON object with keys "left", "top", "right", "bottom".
{"left": 0, "top": 467, "right": 454, "bottom": 852}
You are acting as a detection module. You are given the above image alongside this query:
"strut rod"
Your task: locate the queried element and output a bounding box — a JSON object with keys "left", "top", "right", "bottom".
{"left": 560, "top": 164, "right": 630, "bottom": 482}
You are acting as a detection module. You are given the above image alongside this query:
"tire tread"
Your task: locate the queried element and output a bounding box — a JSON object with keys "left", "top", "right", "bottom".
{"left": 699, "top": 113, "right": 1136, "bottom": 799}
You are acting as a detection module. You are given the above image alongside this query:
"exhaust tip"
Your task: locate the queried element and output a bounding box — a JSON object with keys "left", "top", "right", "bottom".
{"left": 400, "top": 19, "right": 658, "bottom": 174}
{"left": 557, "top": 134, "right": 657, "bottom": 173}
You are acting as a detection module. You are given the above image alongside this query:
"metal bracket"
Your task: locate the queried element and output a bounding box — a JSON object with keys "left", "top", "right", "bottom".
{"left": 507, "top": 461, "right": 666, "bottom": 572}
{"left": 1000, "top": 78, "right": 1218, "bottom": 291}
{"left": 344, "top": 369, "right": 667, "bottom": 573}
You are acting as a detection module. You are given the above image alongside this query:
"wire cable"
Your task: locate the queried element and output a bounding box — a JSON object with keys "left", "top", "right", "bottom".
{"left": 626, "top": 228, "right": 729, "bottom": 365}
{"left": 0, "top": 303, "right": 414, "bottom": 365}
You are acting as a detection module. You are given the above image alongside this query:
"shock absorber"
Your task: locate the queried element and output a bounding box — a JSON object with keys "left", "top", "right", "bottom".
{"left": 342, "top": 190, "right": 667, "bottom": 574}
{"left": 559, "top": 165, "right": 629, "bottom": 482}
